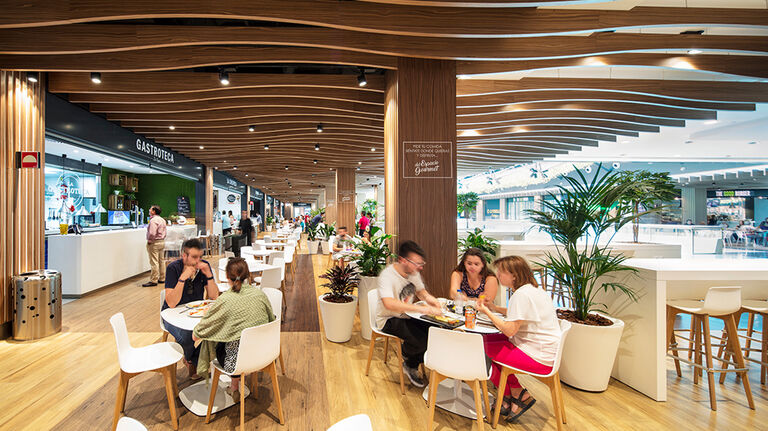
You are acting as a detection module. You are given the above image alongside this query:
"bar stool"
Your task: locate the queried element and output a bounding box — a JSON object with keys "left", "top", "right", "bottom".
{"left": 666, "top": 286, "right": 755, "bottom": 411}
{"left": 742, "top": 300, "right": 768, "bottom": 385}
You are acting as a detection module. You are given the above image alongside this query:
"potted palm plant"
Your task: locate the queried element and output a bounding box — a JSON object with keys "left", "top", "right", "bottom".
{"left": 319, "top": 222, "right": 336, "bottom": 254}
{"left": 318, "top": 264, "right": 360, "bottom": 342}
{"left": 458, "top": 227, "right": 498, "bottom": 263}
{"left": 527, "top": 164, "right": 641, "bottom": 392}
{"left": 353, "top": 226, "right": 393, "bottom": 340}
{"left": 266, "top": 215, "right": 274, "bottom": 232}
{"left": 306, "top": 223, "right": 320, "bottom": 254}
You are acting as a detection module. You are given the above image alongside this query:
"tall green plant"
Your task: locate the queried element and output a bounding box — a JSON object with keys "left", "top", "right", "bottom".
{"left": 319, "top": 264, "right": 360, "bottom": 302}
{"left": 354, "top": 226, "right": 394, "bottom": 276}
{"left": 319, "top": 222, "right": 337, "bottom": 239}
{"left": 306, "top": 223, "right": 319, "bottom": 241}
{"left": 458, "top": 228, "right": 498, "bottom": 263}
{"left": 457, "top": 192, "right": 479, "bottom": 218}
{"left": 616, "top": 170, "right": 678, "bottom": 243}
{"left": 526, "top": 164, "right": 640, "bottom": 322}
{"left": 360, "top": 199, "right": 378, "bottom": 218}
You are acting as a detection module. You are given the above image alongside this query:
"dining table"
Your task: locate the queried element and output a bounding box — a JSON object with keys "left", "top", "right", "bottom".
{"left": 218, "top": 259, "right": 277, "bottom": 276}
{"left": 241, "top": 248, "right": 275, "bottom": 261}
{"left": 161, "top": 302, "right": 249, "bottom": 416}
{"left": 406, "top": 302, "right": 500, "bottom": 421}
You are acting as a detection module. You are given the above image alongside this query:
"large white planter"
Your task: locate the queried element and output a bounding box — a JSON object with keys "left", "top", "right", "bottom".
{"left": 320, "top": 240, "right": 331, "bottom": 254}
{"left": 558, "top": 311, "right": 624, "bottom": 392}
{"left": 307, "top": 240, "right": 320, "bottom": 254}
{"left": 358, "top": 276, "right": 378, "bottom": 340}
{"left": 318, "top": 294, "right": 358, "bottom": 343}
{"left": 266, "top": 225, "right": 272, "bottom": 232}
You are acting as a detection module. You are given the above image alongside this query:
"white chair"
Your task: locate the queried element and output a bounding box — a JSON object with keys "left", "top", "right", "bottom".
{"left": 264, "top": 235, "right": 272, "bottom": 243}
{"left": 255, "top": 267, "right": 282, "bottom": 289}
{"left": 327, "top": 414, "right": 373, "bottom": 431}
{"left": 116, "top": 417, "right": 147, "bottom": 431}
{"left": 272, "top": 257, "right": 286, "bottom": 287}
{"left": 364, "top": 289, "right": 406, "bottom": 395}
{"left": 204, "top": 320, "right": 285, "bottom": 428}
{"left": 667, "top": 286, "right": 754, "bottom": 411}
{"left": 490, "top": 320, "right": 571, "bottom": 430}
{"left": 425, "top": 327, "right": 491, "bottom": 431}
{"left": 284, "top": 246, "right": 296, "bottom": 277}
{"left": 739, "top": 299, "right": 768, "bottom": 385}
{"left": 268, "top": 250, "right": 284, "bottom": 265}
{"left": 255, "top": 243, "right": 266, "bottom": 251}
{"left": 109, "top": 313, "right": 184, "bottom": 431}
{"left": 160, "top": 290, "right": 170, "bottom": 342}
{"left": 262, "top": 287, "right": 286, "bottom": 375}
{"left": 224, "top": 251, "right": 235, "bottom": 258}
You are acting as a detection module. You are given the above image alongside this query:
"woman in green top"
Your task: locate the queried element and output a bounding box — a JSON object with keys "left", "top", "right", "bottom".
{"left": 192, "top": 257, "right": 275, "bottom": 400}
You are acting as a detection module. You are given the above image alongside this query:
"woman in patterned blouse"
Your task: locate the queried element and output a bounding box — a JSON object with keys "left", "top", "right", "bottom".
{"left": 450, "top": 248, "right": 499, "bottom": 305}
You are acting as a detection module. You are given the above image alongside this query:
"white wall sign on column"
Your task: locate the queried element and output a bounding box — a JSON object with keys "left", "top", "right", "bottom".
{"left": 402, "top": 141, "right": 453, "bottom": 179}
{"left": 338, "top": 190, "right": 355, "bottom": 204}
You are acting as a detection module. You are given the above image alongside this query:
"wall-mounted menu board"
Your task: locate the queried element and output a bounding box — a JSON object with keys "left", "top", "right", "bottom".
{"left": 176, "top": 196, "right": 191, "bottom": 216}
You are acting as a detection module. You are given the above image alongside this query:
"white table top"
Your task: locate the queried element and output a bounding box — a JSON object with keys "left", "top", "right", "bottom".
{"left": 405, "top": 308, "right": 499, "bottom": 334}
{"left": 626, "top": 258, "right": 768, "bottom": 280}
{"left": 161, "top": 305, "right": 202, "bottom": 331}
{"left": 218, "top": 259, "right": 277, "bottom": 273}
{"left": 241, "top": 248, "right": 273, "bottom": 258}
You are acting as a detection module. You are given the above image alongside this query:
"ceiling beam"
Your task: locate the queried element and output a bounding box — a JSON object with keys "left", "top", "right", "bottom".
{"left": 458, "top": 101, "right": 717, "bottom": 120}
{"left": 457, "top": 110, "right": 686, "bottom": 127}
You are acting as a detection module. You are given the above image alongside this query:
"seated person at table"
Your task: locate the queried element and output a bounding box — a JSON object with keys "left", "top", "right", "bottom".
{"left": 192, "top": 258, "right": 275, "bottom": 400}
{"left": 332, "top": 226, "right": 356, "bottom": 258}
{"left": 360, "top": 230, "right": 372, "bottom": 246}
{"left": 476, "top": 255, "right": 561, "bottom": 422}
{"left": 450, "top": 248, "right": 499, "bottom": 304}
{"left": 375, "top": 240, "right": 442, "bottom": 387}
{"left": 163, "top": 238, "right": 220, "bottom": 378}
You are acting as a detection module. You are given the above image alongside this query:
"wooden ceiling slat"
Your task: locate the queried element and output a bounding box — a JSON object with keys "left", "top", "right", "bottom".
{"left": 458, "top": 118, "right": 660, "bottom": 133}
{"left": 48, "top": 72, "right": 386, "bottom": 94}
{"left": 457, "top": 141, "right": 582, "bottom": 151}
{"left": 88, "top": 98, "right": 383, "bottom": 115}
{"left": 131, "top": 124, "right": 383, "bottom": 136}
{"left": 458, "top": 101, "right": 717, "bottom": 120}
{"left": 1, "top": 2, "right": 765, "bottom": 38}
{"left": 106, "top": 108, "right": 383, "bottom": 123}
{"left": 459, "top": 124, "right": 640, "bottom": 137}
{"left": 460, "top": 136, "right": 599, "bottom": 146}
{"left": 457, "top": 110, "right": 686, "bottom": 127}
{"left": 120, "top": 116, "right": 384, "bottom": 129}
{"left": 457, "top": 78, "right": 768, "bottom": 103}
{"left": 158, "top": 134, "right": 383, "bottom": 145}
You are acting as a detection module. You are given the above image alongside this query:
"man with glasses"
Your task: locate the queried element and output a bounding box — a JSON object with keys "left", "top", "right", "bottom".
{"left": 375, "top": 240, "right": 442, "bottom": 387}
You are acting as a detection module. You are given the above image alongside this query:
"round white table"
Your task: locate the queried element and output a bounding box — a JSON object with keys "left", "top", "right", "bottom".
{"left": 405, "top": 306, "right": 499, "bottom": 420}
{"left": 241, "top": 248, "right": 273, "bottom": 260}
{"left": 160, "top": 304, "right": 250, "bottom": 416}
{"left": 218, "top": 259, "right": 277, "bottom": 274}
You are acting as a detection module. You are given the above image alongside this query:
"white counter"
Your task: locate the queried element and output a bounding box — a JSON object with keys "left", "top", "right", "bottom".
{"left": 49, "top": 228, "right": 151, "bottom": 297}
{"left": 498, "top": 240, "right": 681, "bottom": 260}
{"left": 593, "top": 258, "right": 768, "bottom": 401}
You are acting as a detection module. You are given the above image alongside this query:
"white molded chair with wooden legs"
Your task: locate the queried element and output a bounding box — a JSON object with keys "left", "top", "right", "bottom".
{"left": 425, "top": 327, "right": 491, "bottom": 431}
{"left": 160, "top": 290, "right": 170, "bottom": 342}
{"left": 204, "top": 319, "right": 285, "bottom": 429}
{"left": 262, "top": 287, "right": 287, "bottom": 375}
{"left": 116, "top": 417, "right": 147, "bottom": 431}
{"left": 666, "top": 286, "right": 754, "bottom": 411}
{"left": 491, "top": 320, "right": 572, "bottom": 431}
{"left": 109, "top": 312, "right": 184, "bottom": 431}
{"left": 364, "top": 289, "right": 406, "bottom": 395}
{"left": 284, "top": 246, "right": 296, "bottom": 277}
{"left": 741, "top": 299, "right": 768, "bottom": 385}
{"left": 327, "top": 414, "right": 373, "bottom": 431}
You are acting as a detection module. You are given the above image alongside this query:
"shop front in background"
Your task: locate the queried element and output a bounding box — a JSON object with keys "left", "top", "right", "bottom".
{"left": 707, "top": 189, "right": 768, "bottom": 226}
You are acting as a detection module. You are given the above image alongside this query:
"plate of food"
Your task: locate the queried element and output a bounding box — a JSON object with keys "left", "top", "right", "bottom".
{"left": 422, "top": 314, "right": 464, "bottom": 329}
{"left": 185, "top": 300, "right": 214, "bottom": 309}
{"left": 188, "top": 306, "right": 210, "bottom": 318}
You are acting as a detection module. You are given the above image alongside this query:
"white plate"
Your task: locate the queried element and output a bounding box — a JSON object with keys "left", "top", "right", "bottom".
{"left": 477, "top": 312, "right": 504, "bottom": 323}
{"left": 184, "top": 300, "right": 214, "bottom": 309}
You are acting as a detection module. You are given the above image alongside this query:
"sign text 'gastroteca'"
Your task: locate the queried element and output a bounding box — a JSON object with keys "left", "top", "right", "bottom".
{"left": 136, "top": 139, "right": 175, "bottom": 164}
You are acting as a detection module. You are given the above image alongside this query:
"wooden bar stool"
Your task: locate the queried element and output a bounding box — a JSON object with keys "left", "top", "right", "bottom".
{"left": 666, "top": 286, "right": 755, "bottom": 411}
{"left": 742, "top": 300, "right": 768, "bottom": 385}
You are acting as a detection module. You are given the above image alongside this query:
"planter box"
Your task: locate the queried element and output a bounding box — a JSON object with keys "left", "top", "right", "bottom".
{"left": 558, "top": 311, "right": 624, "bottom": 392}
{"left": 318, "top": 294, "right": 358, "bottom": 343}
{"left": 307, "top": 240, "right": 320, "bottom": 254}
{"left": 320, "top": 240, "right": 331, "bottom": 254}
{"left": 358, "top": 276, "right": 378, "bottom": 340}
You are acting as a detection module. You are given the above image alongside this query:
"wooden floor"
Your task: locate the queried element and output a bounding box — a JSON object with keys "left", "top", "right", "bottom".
{"left": 0, "top": 243, "right": 765, "bottom": 431}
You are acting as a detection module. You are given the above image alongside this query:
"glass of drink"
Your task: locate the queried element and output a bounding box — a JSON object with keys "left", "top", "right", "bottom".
{"left": 59, "top": 223, "right": 69, "bottom": 235}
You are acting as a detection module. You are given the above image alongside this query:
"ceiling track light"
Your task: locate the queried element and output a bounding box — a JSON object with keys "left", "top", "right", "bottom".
{"left": 26, "top": 72, "right": 39, "bottom": 83}
{"left": 169, "top": 125, "right": 175, "bottom": 130}
{"left": 285, "top": 165, "right": 289, "bottom": 170}
{"left": 233, "top": 165, "right": 237, "bottom": 170}
{"left": 357, "top": 70, "right": 367, "bottom": 87}
{"left": 313, "top": 159, "right": 318, "bottom": 164}
{"left": 316, "top": 123, "right": 323, "bottom": 133}
{"left": 90, "top": 72, "right": 102, "bottom": 84}
{"left": 219, "top": 71, "right": 230, "bottom": 85}
{"left": 248, "top": 125, "right": 255, "bottom": 132}
{"left": 314, "top": 144, "right": 320, "bottom": 151}
{"left": 264, "top": 145, "right": 269, "bottom": 150}
{"left": 370, "top": 147, "right": 376, "bottom": 152}
{"left": 198, "top": 145, "right": 204, "bottom": 150}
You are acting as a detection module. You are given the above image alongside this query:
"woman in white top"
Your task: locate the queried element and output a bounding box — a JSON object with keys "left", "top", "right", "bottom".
{"left": 476, "top": 255, "right": 562, "bottom": 422}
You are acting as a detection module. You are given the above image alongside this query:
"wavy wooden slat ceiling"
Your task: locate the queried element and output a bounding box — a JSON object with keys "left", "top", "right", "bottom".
{"left": 2, "top": 0, "right": 767, "bottom": 200}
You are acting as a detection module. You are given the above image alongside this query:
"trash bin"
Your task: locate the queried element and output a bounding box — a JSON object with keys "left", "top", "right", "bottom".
{"left": 13, "top": 270, "right": 62, "bottom": 341}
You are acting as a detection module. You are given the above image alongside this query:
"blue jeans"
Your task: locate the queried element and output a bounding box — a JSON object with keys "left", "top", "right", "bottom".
{"left": 165, "top": 321, "right": 199, "bottom": 365}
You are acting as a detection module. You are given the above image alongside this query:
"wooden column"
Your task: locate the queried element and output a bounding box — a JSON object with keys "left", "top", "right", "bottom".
{"left": 335, "top": 167, "right": 356, "bottom": 231}
{"left": 205, "top": 167, "right": 213, "bottom": 233}
{"left": 325, "top": 180, "right": 337, "bottom": 225}
{"left": 1, "top": 71, "right": 46, "bottom": 335}
{"left": 385, "top": 59, "right": 457, "bottom": 298}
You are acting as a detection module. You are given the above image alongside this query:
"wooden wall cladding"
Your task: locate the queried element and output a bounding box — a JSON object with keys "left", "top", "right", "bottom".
{"left": 386, "top": 58, "right": 457, "bottom": 299}
{"left": 0, "top": 71, "right": 45, "bottom": 328}
{"left": 334, "top": 168, "right": 356, "bottom": 233}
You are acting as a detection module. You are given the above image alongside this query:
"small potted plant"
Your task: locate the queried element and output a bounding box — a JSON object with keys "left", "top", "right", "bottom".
{"left": 458, "top": 227, "right": 498, "bottom": 263}
{"left": 266, "top": 215, "right": 274, "bottom": 231}
{"left": 353, "top": 226, "right": 393, "bottom": 340}
{"left": 319, "top": 222, "right": 337, "bottom": 255}
{"left": 306, "top": 223, "right": 320, "bottom": 254}
{"left": 318, "top": 264, "right": 360, "bottom": 343}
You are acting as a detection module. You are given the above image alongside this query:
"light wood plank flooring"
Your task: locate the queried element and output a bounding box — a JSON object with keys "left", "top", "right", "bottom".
{"left": 0, "top": 247, "right": 765, "bottom": 430}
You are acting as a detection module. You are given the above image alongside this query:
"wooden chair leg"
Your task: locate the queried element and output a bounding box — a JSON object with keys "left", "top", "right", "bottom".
{"left": 205, "top": 367, "right": 221, "bottom": 423}
{"left": 365, "top": 334, "right": 377, "bottom": 376}
{"left": 278, "top": 350, "right": 286, "bottom": 375}
{"left": 724, "top": 314, "right": 755, "bottom": 409}
{"left": 688, "top": 316, "right": 696, "bottom": 360}
{"left": 384, "top": 337, "right": 390, "bottom": 364}
{"left": 395, "top": 340, "right": 406, "bottom": 395}
{"left": 427, "top": 370, "right": 439, "bottom": 431}
{"left": 745, "top": 311, "right": 755, "bottom": 356}
{"left": 492, "top": 367, "right": 511, "bottom": 429}
{"left": 666, "top": 307, "right": 682, "bottom": 377}
{"left": 481, "top": 380, "right": 491, "bottom": 422}
{"left": 701, "top": 316, "right": 718, "bottom": 411}
{"left": 240, "top": 373, "right": 246, "bottom": 430}
{"left": 546, "top": 375, "right": 564, "bottom": 431}
{"left": 268, "top": 362, "right": 285, "bottom": 425}
{"left": 112, "top": 371, "right": 131, "bottom": 431}
{"left": 162, "top": 366, "right": 179, "bottom": 430}
{"left": 472, "top": 380, "right": 485, "bottom": 430}
{"left": 693, "top": 315, "right": 702, "bottom": 385}
{"left": 555, "top": 373, "right": 567, "bottom": 424}
{"left": 762, "top": 313, "right": 767, "bottom": 385}
{"left": 162, "top": 331, "right": 169, "bottom": 342}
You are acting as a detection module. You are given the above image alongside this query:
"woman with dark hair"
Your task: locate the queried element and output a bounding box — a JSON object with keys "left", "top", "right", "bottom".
{"left": 476, "top": 255, "right": 561, "bottom": 422}
{"left": 449, "top": 248, "right": 498, "bottom": 304}
{"left": 192, "top": 258, "right": 275, "bottom": 401}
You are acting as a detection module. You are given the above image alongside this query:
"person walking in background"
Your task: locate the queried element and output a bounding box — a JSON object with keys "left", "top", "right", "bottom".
{"left": 358, "top": 211, "right": 370, "bottom": 236}
{"left": 143, "top": 205, "right": 167, "bottom": 287}
{"left": 221, "top": 210, "right": 232, "bottom": 235}
{"left": 238, "top": 210, "right": 254, "bottom": 246}
{"left": 228, "top": 210, "right": 236, "bottom": 226}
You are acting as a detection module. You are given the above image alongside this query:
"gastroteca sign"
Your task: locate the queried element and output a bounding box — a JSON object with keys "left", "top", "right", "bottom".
{"left": 402, "top": 141, "right": 453, "bottom": 179}
{"left": 136, "top": 138, "right": 174, "bottom": 163}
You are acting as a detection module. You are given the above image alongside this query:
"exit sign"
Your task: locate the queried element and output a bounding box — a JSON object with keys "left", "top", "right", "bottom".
{"left": 17, "top": 151, "right": 40, "bottom": 169}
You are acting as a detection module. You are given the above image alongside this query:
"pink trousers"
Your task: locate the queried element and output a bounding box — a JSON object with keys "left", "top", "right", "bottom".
{"left": 483, "top": 333, "right": 552, "bottom": 396}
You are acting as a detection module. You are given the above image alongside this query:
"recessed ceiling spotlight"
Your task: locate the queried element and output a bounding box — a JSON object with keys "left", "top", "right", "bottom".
{"left": 199, "top": 145, "right": 204, "bottom": 149}
{"left": 317, "top": 123, "right": 323, "bottom": 133}
{"left": 219, "top": 71, "right": 230, "bottom": 85}
{"left": 169, "top": 125, "right": 175, "bottom": 130}
{"left": 370, "top": 147, "right": 376, "bottom": 152}
{"left": 285, "top": 165, "right": 289, "bottom": 170}
{"left": 356, "top": 167, "right": 360, "bottom": 171}
{"left": 233, "top": 165, "right": 237, "bottom": 170}
{"left": 90, "top": 72, "right": 102, "bottom": 84}
{"left": 357, "top": 71, "right": 367, "bottom": 87}
{"left": 687, "top": 49, "right": 703, "bottom": 55}
{"left": 358, "top": 161, "right": 362, "bottom": 165}
{"left": 26, "top": 72, "right": 38, "bottom": 83}
{"left": 313, "top": 159, "right": 318, "bottom": 164}
{"left": 264, "top": 145, "right": 269, "bottom": 150}
{"left": 245, "top": 173, "right": 248, "bottom": 177}
{"left": 314, "top": 143, "right": 320, "bottom": 151}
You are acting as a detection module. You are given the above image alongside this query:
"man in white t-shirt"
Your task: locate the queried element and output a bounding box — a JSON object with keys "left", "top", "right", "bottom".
{"left": 375, "top": 240, "right": 442, "bottom": 387}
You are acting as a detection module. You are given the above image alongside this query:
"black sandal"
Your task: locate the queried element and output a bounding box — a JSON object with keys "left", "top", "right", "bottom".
{"left": 494, "top": 395, "right": 512, "bottom": 417}
{"left": 506, "top": 389, "right": 536, "bottom": 422}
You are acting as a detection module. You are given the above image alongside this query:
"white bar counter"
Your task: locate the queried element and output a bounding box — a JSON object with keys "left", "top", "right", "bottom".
{"left": 48, "top": 228, "right": 151, "bottom": 297}
{"left": 498, "top": 240, "right": 681, "bottom": 260}
{"left": 594, "top": 258, "right": 768, "bottom": 401}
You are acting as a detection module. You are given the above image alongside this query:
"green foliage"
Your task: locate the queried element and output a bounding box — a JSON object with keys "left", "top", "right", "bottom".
{"left": 354, "top": 226, "right": 394, "bottom": 277}
{"left": 306, "top": 223, "right": 319, "bottom": 241}
{"left": 320, "top": 264, "right": 360, "bottom": 301}
{"left": 615, "top": 170, "right": 679, "bottom": 242}
{"left": 319, "top": 222, "right": 337, "bottom": 239}
{"left": 266, "top": 215, "right": 274, "bottom": 225}
{"left": 457, "top": 228, "right": 498, "bottom": 263}
{"left": 310, "top": 207, "right": 325, "bottom": 217}
{"left": 526, "top": 164, "right": 639, "bottom": 321}
{"left": 457, "top": 192, "right": 479, "bottom": 217}
{"left": 360, "top": 199, "right": 378, "bottom": 218}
